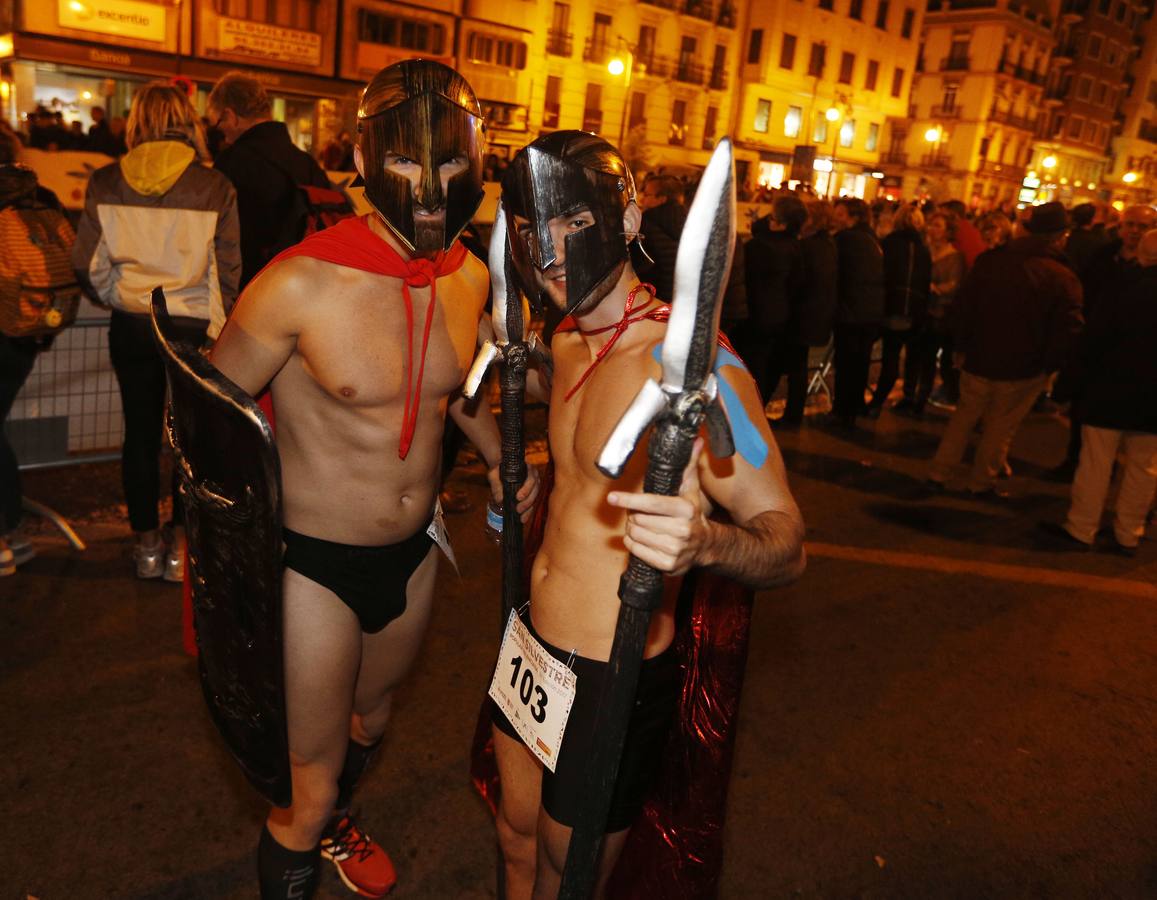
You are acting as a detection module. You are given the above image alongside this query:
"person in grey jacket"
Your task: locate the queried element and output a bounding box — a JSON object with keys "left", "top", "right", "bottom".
{"left": 73, "top": 81, "right": 240, "bottom": 581}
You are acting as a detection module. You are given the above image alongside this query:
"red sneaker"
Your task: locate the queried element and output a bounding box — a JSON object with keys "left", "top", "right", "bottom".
{"left": 319, "top": 815, "right": 397, "bottom": 898}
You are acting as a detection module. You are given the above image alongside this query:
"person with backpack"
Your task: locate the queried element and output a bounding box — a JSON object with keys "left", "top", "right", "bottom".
{"left": 72, "top": 82, "right": 240, "bottom": 582}
{"left": 208, "top": 72, "right": 338, "bottom": 289}
{"left": 0, "top": 125, "right": 79, "bottom": 575}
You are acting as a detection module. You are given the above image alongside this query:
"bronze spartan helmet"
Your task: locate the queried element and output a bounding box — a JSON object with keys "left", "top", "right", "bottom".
{"left": 501, "top": 130, "right": 635, "bottom": 316}
{"left": 357, "top": 59, "right": 485, "bottom": 253}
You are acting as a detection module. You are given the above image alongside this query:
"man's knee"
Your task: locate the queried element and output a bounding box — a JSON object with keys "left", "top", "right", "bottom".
{"left": 351, "top": 696, "right": 393, "bottom": 743}
{"left": 287, "top": 754, "right": 341, "bottom": 825}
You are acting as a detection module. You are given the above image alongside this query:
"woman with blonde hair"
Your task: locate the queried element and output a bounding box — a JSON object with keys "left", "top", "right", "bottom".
{"left": 73, "top": 80, "right": 240, "bottom": 580}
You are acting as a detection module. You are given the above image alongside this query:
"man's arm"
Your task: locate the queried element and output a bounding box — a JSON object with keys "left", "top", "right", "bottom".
{"left": 447, "top": 389, "right": 541, "bottom": 520}
{"left": 207, "top": 258, "right": 313, "bottom": 395}
{"left": 608, "top": 364, "right": 806, "bottom": 590}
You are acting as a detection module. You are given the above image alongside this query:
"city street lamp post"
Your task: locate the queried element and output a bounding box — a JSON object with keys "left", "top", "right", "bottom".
{"left": 608, "top": 47, "right": 634, "bottom": 148}
{"left": 825, "top": 106, "right": 841, "bottom": 198}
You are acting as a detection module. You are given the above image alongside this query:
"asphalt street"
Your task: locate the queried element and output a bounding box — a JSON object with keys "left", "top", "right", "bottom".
{"left": 2, "top": 401, "right": 1155, "bottom": 899}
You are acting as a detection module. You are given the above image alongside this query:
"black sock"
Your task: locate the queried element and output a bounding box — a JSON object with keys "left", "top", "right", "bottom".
{"left": 334, "top": 736, "right": 383, "bottom": 813}
{"left": 258, "top": 825, "right": 319, "bottom": 900}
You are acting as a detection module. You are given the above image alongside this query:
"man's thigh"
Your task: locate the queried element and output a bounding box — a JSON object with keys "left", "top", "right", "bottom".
{"left": 282, "top": 567, "right": 364, "bottom": 766}
{"left": 352, "top": 545, "right": 440, "bottom": 714}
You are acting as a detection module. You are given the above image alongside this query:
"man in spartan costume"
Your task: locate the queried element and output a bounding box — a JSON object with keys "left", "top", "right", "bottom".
{"left": 206, "top": 59, "right": 538, "bottom": 899}
{"left": 475, "top": 131, "right": 806, "bottom": 897}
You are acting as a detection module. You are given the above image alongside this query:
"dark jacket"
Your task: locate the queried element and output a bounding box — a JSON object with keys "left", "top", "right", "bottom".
{"left": 833, "top": 221, "right": 885, "bottom": 326}
{"left": 880, "top": 227, "right": 931, "bottom": 330}
{"left": 744, "top": 217, "right": 803, "bottom": 334}
{"left": 632, "top": 199, "right": 685, "bottom": 302}
{"left": 953, "top": 235, "right": 1084, "bottom": 381}
{"left": 1068, "top": 265, "right": 1157, "bottom": 433}
{"left": 214, "top": 121, "right": 331, "bottom": 287}
{"left": 1079, "top": 238, "right": 1143, "bottom": 324}
{"left": 798, "top": 230, "right": 838, "bottom": 346}
{"left": 1064, "top": 226, "right": 1110, "bottom": 278}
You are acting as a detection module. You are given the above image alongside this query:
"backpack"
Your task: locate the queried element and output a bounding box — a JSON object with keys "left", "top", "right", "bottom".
{"left": 266, "top": 159, "right": 356, "bottom": 260}
{"left": 0, "top": 202, "right": 81, "bottom": 338}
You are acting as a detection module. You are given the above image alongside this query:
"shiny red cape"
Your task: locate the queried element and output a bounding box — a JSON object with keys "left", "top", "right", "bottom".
{"left": 469, "top": 463, "right": 755, "bottom": 898}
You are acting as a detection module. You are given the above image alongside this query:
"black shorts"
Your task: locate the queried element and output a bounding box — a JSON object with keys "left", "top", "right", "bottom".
{"left": 493, "top": 617, "right": 680, "bottom": 833}
{"left": 282, "top": 523, "right": 433, "bottom": 633}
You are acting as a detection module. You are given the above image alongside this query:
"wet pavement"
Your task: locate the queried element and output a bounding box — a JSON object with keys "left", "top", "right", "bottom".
{"left": 3, "top": 400, "right": 1155, "bottom": 899}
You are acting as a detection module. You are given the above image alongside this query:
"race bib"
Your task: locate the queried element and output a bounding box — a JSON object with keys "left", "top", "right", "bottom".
{"left": 426, "top": 498, "right": 458, "bottom": 574}
{"left": 488, "top": 610, "right": 577, "bottom": 772}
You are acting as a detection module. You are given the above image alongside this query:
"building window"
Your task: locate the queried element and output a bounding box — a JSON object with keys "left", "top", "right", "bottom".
{"left": 849, "top": 0, "right": 863, "bottom": 19}
{"left": 839, "top": 118, "right": 855, "bottom": 148}
{"left": 1095, "top": 81, "right": 1108, "bottom": 104}
{"left": 1068, "top": 115, "right": 1084, "bottom": 138}
{"left": 784, "top": 105, "right": 802, "bottom": 137}
{"left": 704, "top": 106, "right": 718, "bottom": 149}
{"left": 808, "top": 42, "right": 826, "bottom": 77}
{"left": 891, "top": 66, "right": 904, "bottom": 97}
{"left": 1083, "top": 119, "right": 1097, "bottom": 142}
{"left": 813, "top": 116, "right": 828, "bottom": 143}
{"left": 754, "top": 98, "right": 772, "bottom": 133}
{"left": 544, "top": 75, "right": 561, "bottom": 128}
{"left": 1076, "top": 75, "right": 1092, "bottom": 100}
{"left": 637, "top": 25, "right": 656, "bottom": 67}
{"left": 1097, "top": 0, "right": 1110, "bottom": 13}
{"left": 748, "top": 29, "right": 763, "bottom": 64}
{"left": 670, "top": 99, "right": 687, "bottom": 145}
{"left": 628, "top": 91, "right": 646, "bottom": 129}
{"left": 1148, "top": 80, "right": 1157, "bottom": 104}
{"left": 819, "top": 0, "right": 834, "bottom": 10}
{"left": 1087, "top": 33, "right": 1103, "bottom": 60}
{"left": 780, "top": 33, "right": 797, "bottom": 69}
{"left": 942, "top": 83, "right": 958, "bottom": 110}
{"left": 1115, "top": 0, "right": 1127, "bottom": 21}
{"left": 548, "top": 2, "right": 571, "bottom": 55}
{"left": 357, "top": 10, "right": 446, "bottom": 54}
{"left": 466, "top": 33, "right": 528, "bottom": 69}
{"left": 1105, "top": 41, "right": 1119, "bottom": 66}
{"left": 875, "top": 0, "right": 890, "bottom": 28}
{"left": 901, "top": 8, "right": 915, "bottom": 38}
{"left": 582, "top": 83, "right": 602, "bottom": 133}
{"left": 865, "top": 59, "right": 879, "bottom": 90}
{"left": 839, "top": 52, "right": 855, "bottom": 84}
{"left": 866, "top": 122, "right": 879, "bottom": 150}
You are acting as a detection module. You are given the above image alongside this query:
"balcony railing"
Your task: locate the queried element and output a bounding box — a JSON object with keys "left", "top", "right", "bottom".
{"left": 921, "top": 152, "right": 952, "bottom": 169}
{"left": 583, "top": 37, "right": 614, "bottom": 65}
{"left": 684, "top": 0, "right": 714, "bottom": 20}
{"left": 674, "top": 59, "right": 706, "bottom": 85}
{"left": 998, "top": 59, "right": 1046, "bottom": 85}
{"left": 977, "top": 159, "right": 1022, "bottom": 178}
{"left": 931, "top": 104, "right": 962, "bottom": 118}
{"left": 634, "top": 52, "right": 669, "bottom": 78}
{"left": 717, "top": 3, "right": 738, "bottom": 26}
{"left": 988, "top": 106, "right": 1038, "bottom": 131}
{"left": 940, "top": 55, "right": 970, "bottom": 71}
{"left": 546, "top": 30, "right": 573, "bottom": 57}
{"left": 640, "top": 0, "right": 679, "bottom": 9}
{"left": 708, "top": 68, "right": 728, "bottom": 90}
{"left": 880, "top": 150, "right": 908, "bottom": 165}
{"left": 582, "top": 110, "right": 603, "bottom": 133}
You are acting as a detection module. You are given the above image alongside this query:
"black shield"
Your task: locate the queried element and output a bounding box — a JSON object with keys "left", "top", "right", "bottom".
{"left": 151, "top": 288, "right": 291, "bottom": 807}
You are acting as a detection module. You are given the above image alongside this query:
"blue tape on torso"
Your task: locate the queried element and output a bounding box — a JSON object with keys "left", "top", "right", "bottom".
{"left": 652, "top": 343, "right": 769, "bottom": 469}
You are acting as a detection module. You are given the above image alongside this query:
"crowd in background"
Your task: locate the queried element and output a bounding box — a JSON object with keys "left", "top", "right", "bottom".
{"left": 2, "top": 90, "right": 1156, "bottom": 572}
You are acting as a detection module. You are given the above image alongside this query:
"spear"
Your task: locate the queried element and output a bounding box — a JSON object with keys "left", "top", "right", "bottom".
{"left": 558, "top": 137, "right": 738, "bottom": 899}
{"left": 464, "top": 202, "right": 544, "bottom": 626}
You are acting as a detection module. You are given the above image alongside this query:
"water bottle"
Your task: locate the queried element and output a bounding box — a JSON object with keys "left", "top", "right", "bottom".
{"left": 484, "top": 500, "right": 503, "bottom": 545}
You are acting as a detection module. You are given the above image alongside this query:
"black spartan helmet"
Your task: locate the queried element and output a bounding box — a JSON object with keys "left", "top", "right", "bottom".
{"left": 501, "top": 131, "right": 636, "bottom": 316}
{"left": 356, "top": 59, "right": 486, "bottom": 253}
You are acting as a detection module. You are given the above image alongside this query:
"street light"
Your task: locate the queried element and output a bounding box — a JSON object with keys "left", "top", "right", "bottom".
{"left": 607, "top": 48, "right": 634, "bottom": 148}
{"left": 825, "top": 106, "right": 841, "bottom": 198}
{"left": 1123, "top": 171, "right": 1138, "bottom": 184}
{"left": 1042, "top": 154, "right": 1057, "bottom": 170}
{"left": 924, "top": 125, "right": 946, "bottom": 169}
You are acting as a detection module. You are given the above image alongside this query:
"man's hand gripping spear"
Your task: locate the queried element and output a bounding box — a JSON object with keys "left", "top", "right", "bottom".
{"left": 558, "top": 138, "right": 739, "bottom": 899}
{"left": 464, "top": 203, "right": 548, "bottom": 626}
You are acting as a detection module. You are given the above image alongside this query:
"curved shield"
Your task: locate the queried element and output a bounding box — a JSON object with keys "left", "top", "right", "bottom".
{"left": 151, "top": 288, "right": 291, "bottom": 807}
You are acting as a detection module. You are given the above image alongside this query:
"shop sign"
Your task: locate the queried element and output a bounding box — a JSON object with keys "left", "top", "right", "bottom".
{"left": 57, "top": 0, "right": 166, "bottom": 44}
{"left": 218, "top": 17, "right": 322, "bottom": 68}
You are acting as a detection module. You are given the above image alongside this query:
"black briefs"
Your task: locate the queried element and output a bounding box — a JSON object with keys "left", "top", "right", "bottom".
{"left": 282, "top": 523, "right": 434, "bottom": 634}
{"left": 493, "top": 616, "right": 680, "bottom": 833}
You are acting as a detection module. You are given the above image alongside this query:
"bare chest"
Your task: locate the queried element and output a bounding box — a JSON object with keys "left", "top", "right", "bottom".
{"left": 294, "top": 265, "right": 485, "bottom": 408}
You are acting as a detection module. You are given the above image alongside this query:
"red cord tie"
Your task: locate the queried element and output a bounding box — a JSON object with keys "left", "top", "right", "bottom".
{"left": 563, "top": 283, "right": 667, "bottom": 401}
{"left": 397, "top": 256, "right": 443, "bottom": 460}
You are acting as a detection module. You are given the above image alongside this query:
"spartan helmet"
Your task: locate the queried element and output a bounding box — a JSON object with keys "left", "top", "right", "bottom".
{"left": 356, "top": 59, "right": 485, "bottom": 253}
{"left": 501, "top": 131, "right": 635, "bottom": 315}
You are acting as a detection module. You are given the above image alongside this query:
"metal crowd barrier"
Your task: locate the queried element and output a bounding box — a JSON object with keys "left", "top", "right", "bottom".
{"left": 7, "top": 315, "right": 122, "bottom": 472}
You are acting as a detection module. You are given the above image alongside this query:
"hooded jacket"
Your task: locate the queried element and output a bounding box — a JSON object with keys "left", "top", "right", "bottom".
{"left": 72, "top": 140, "right": 240, "bottom": 337}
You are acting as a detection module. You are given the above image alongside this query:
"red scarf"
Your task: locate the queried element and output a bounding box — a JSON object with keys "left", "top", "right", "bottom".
{"left": 271, "top": 215, "right": 468, "bottom": 458}
{"left": 554, "top": 283, "right": 740, "bottom": 401}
